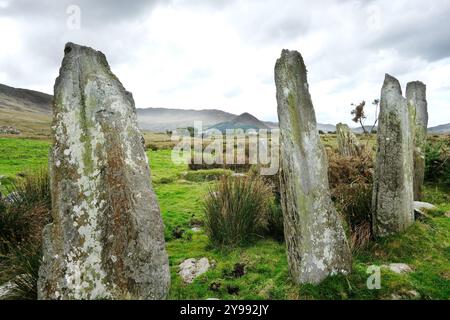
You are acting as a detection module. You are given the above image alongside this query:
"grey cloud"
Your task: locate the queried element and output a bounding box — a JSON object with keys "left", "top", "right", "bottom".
{"left": 366, "top": 1, "right": 450, "bottom": 62}
{"left": 0, "top": 0, "right": 160, "bottom": 23}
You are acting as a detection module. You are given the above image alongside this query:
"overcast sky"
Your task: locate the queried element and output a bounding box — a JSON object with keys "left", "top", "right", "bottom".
{"left": 0, "top": 0, "right": 449, "bottom": 126}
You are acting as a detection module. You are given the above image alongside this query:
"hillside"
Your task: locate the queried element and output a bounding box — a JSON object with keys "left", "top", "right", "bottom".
{"left": 0, "top": 84, "right": 52, "bottom": 137}
{"left": 209, "top": 112, "right": 270, "bottom": 132}
{"left": 428, "top": 123, "right": 450, "bottom": 134}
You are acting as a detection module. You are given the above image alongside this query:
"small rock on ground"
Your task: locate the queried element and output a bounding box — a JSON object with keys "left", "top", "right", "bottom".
{"left": 179, "top": 258, "right": 210, "bottom": 283}
{"left": 390, "top": 290, "right": 420, "bottom": 300}
{"left": 413, "top": 201, "right": 437, "bottom": 216}
{"left": 384, "top": 263, "right": 413, "bottom": 274}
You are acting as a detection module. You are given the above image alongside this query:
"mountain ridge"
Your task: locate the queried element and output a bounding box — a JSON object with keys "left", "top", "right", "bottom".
{"left": 0, "top": 83, "right": 448, "bottom": 135}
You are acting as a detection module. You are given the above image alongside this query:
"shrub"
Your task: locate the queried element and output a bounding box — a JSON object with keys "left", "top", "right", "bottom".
{"left": 327, "top": 149, "right": 373, "bottom": 188}
{"left": 424, "top": 137, "right": 450, "bottom": 186}
{"left": 332, "top": 183, "right": 373, "bottom": 250}
{"left": 203, "top": 175, "right": 273, "bottom": 247}
{"left": 265, "top": 201, "right": 284, "bottom": 242}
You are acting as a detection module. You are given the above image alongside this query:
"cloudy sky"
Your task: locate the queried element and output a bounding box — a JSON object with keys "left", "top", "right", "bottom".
{"left": 0, "top": 0, "right": 449, "bottom": 126}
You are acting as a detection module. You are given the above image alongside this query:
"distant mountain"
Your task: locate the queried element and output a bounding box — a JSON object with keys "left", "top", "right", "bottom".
{"left": 209, "top": 112, "right": 270, "bottom": 132}
{"left": 136, "top": 107, "right": 236, "bottom": 132}
{"left": 317, "top": 123, "right": 338, "bottom": 133}
{"left": 428, "top": 123, "right": 450, "bottom": 134}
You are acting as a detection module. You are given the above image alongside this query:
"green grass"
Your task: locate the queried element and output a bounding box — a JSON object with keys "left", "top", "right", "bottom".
{"left": 0, "top": 137, "right": 449, "bottom": 300}
{"left": 0, "top": 138, "right": 50, "bottom": 191}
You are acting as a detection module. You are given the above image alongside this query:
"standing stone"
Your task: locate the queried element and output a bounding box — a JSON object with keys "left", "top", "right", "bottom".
{"left": 406, "top": 81, "right": 428, "bottom": 200}
{"left": 274, "top": 49, "right": 352, "bottom": 284}
{"left": 38, "top": 43, "right": 170, "bottom": 300}
{"left": 336, "top": 123, "right": 361, "bottom": 157}
{"left": 372, "top": 74, "right": 415, "bottom": 237}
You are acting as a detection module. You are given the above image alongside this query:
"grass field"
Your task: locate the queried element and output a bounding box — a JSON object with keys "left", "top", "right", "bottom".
{"left": 0, "top": 136, "right": 449, "bottom": 299}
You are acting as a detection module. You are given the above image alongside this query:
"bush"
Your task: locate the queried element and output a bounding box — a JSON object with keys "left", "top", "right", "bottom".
{"left": 203, "top": 175, "right": 273, "bottom": 247}
{"left": 425, "top": 137, "right": 450, "bottom": 186}
{"left": 332, "top": 183, "right": 373, "bottom": 250}
{"left": 265, "top": 201, "right": 284, "bottom": 242}
{"left": 327, "top": 149, "right": 373, "bottom": 188}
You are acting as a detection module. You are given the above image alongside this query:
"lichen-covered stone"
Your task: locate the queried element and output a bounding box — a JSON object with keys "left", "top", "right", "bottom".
{"left": 406, "top": 81, "right": 428, "bottom": 200}
{"left": 37, "top": 43, "right": 170, "bottom": 300}
{"left": 274, "top": 49, "right": 352, "bottom": 284}
{"left": 372, "top": 74, "right": 415, "bottom": 237}
{"left": 336, "top": 123, "right": 361, "bottom": 157}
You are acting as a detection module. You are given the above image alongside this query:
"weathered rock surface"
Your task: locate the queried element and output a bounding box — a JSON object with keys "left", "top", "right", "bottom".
{"left": 179, "top": 258, "right": 210, "bottom": 283}
{"left": 406, "top": 81, "right": 428, "bottom": 200}
{"left": 37, "top": 43, "right": 170, "bottom": 300}
{"left": 372, "top": 74, "right": 415, "bottom": 237}
{"left": 274, "top": 49, "right": 352, "bottom": 284}
{"left": 336, "top": 123, "right": 361, "bottom": 157}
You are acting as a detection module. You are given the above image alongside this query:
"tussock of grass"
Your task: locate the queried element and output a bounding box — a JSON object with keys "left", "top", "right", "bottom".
{"left": 0, "top": 169, "right": 50, "bottom": 300}
{"left": 203, "top": 175, "right": 273, "bottom": 248}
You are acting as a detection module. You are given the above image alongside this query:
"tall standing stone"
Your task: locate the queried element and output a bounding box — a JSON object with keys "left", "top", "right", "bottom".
{"left": 38, "top": 43, "right": 170, "bottom": 300}
{"left": 336, "top": 123, "right": 361, "bottom": 157}
{"left": 372, "top": 74, "right": 415, "bottom": 237}
{"left": 406, "top": 81, "right": 428, "bottom": 200}
{"left": 275, "top": 49, "right": 352, "bottom": 284}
